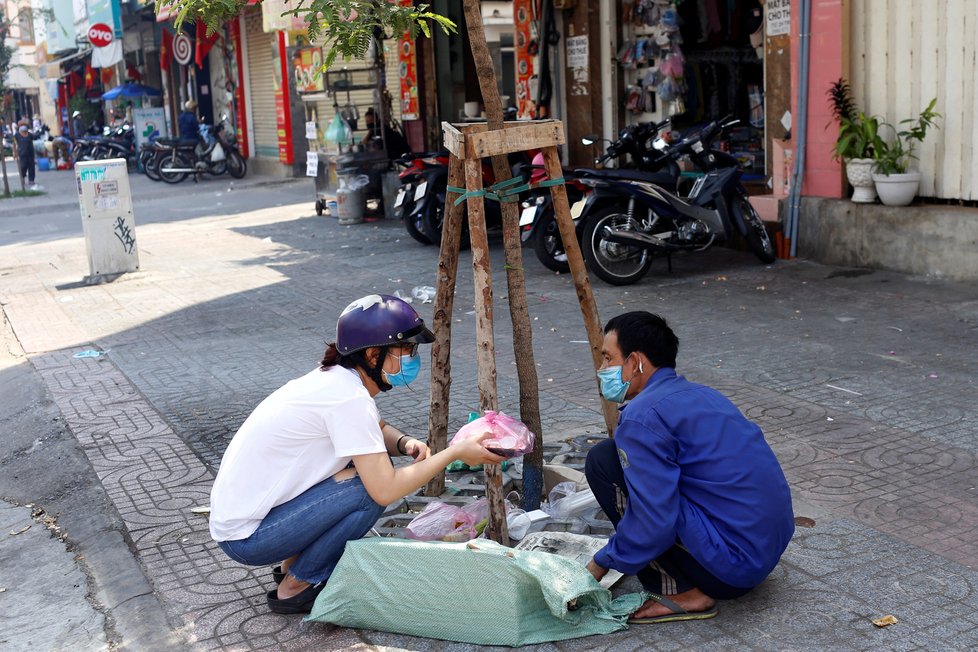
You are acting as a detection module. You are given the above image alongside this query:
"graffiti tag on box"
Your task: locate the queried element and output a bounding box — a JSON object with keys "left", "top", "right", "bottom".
{"left": 113, "top": 217, "right": 136, "bottom": 255}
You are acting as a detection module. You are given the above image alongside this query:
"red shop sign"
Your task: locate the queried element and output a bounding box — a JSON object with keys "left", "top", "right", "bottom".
{"left": 88, "top": 23, "right": 114, "bottom": 48}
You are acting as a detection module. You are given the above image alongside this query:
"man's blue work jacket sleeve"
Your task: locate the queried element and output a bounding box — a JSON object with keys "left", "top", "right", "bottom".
{"left": 593, "top": 414, "right": 679, "bottom": 575}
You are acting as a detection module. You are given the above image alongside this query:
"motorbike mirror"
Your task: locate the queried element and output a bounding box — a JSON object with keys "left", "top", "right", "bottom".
{"left": 581, "top": 134, "right": 600, "bottom": 146}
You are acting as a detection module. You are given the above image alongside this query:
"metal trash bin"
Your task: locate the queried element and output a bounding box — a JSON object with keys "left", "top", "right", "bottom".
{"left": 336, "top": 172, "right": 370, "bottom": 225}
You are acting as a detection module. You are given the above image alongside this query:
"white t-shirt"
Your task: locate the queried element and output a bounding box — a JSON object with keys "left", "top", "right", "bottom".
{"left": 209, "top": 366, "right": 387, "bottom": 542}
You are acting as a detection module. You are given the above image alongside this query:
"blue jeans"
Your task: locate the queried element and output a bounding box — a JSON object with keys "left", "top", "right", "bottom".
{"left": 218, "top": 475, "right": 385, "bottom": 584}
{"left": 585, "top": 438, "right": 751, "bottom": 600}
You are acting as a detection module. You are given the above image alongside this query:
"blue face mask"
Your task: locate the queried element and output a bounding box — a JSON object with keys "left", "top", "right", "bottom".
{"left": 597, "top": 366, "right": 630, "bottom": 403}
{"left": 384, "top": 352, "right": 421, "bottom": 387}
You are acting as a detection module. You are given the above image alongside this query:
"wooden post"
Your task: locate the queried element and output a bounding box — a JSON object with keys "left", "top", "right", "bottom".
{"left": 425, "top": 156, "right": 466, "bottom": 497}
{"left": 541, "top": 146, "right": 619, "bottom": 434}
{"left": 463, "top": 155, "right": 509, "bottom": 543}
{"left": 500, "top": 192, "right": 545, "bottom": 511}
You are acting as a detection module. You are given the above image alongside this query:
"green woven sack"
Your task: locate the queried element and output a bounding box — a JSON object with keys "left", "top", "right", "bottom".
{"left": 306, "top": 538, "right": 643, "bottom": 646}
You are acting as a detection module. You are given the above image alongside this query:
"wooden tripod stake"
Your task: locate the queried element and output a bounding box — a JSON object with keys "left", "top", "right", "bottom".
{"left": 424, "top": 120, "right": 618, "bottom": 543}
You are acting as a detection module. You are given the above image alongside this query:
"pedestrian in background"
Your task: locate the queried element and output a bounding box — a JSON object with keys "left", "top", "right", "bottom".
{"left": 71, "top": 110, "right": 85, "bottom": 139}
{"left": 14, "top": 124, "right": 42, "bottom": 191}
{"left": 179, "top": 99, "right": 199, "bottom": 141}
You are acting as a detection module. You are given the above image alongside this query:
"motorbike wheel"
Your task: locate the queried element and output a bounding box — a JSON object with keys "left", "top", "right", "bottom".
{"left": 142, "top": 152, "right": 162, "bottom": 182}
{"left": 404, "top": 204, "right": 433, "bottom": 245}
{"left": 581, "top": 207, "right": 653, "bottom": 286}
{"left": 733, "top": 192, "right": 777, "bottom": 264}
{"left": 226, "top": 151, "right": 247, "bottom": 179}
{"left": 421, "top": 199, "right": 471, "bottom": 250}
{"left": 532, "top": 210, "right": 571, "bottom": 273}
{"left": 159, "top": 152, "right": 191, "bottom": 184}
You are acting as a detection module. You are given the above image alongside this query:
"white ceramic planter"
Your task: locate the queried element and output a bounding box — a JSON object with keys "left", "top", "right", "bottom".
{"left": 845, "top": 158, "right": 877, "bottom": 203}
{"left": 872, "top": 170, "right": 921, "bottom": 207}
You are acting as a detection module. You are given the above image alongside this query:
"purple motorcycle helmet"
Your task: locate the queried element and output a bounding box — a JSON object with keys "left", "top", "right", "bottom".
{"left": 336, "top": 294, "right": 434, "bottom": 355}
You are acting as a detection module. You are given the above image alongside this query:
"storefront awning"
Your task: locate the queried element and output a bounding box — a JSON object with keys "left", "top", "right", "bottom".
{"left": 4, "top": 66, "right": 39, "bottom": 90}
{"left": 38, "top": 48, "right": 92, "bottom": 78}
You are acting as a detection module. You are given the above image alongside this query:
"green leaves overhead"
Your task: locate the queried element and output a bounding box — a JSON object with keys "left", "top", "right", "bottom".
{"left": 163, "top": 0, "right": 456, "bottom": 68}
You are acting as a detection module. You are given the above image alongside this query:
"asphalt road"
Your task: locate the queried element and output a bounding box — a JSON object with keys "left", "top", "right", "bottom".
{"left": 0, "top": 167, "right": 315, "bottom": 247}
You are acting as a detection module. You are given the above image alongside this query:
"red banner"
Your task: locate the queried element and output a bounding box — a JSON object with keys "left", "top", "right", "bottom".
{"left": 195, "top": 20, "right": 221, "bottom": 67}
{"left": 514, "top": 0, "right": 536, "bottom": 120}
{"left": 397, "top": 0, "right": 419, "bottom": 120}
{"left": 274, "top": 31, "right": 294, "bottom": 164}
{"left": 229, "top": 19, "right": 249, "bottom": 158}
{"left": 160, "top": 29, "right": 172, "bottom": 72}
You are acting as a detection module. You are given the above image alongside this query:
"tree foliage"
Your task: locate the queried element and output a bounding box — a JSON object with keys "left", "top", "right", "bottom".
{"left": 164, "top": 0, "right": 455, "bottom": 67}
{"left": 0, "top": 9, "right": 15, "bottom": 100}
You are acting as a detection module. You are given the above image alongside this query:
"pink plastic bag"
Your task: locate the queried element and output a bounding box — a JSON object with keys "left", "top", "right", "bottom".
{"left": 448, "top": 410, "right": 535, "bottom": 458}
{"left": 404, "top": 498, "right": 489, "bottom": 542}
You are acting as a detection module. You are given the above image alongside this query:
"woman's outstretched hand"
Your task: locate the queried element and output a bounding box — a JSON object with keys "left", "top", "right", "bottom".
{"left": 454, "top": 432, "right": 507, "bottom": 467}
{"left": 403, "top": 438, "right": 431, "bottom": 463}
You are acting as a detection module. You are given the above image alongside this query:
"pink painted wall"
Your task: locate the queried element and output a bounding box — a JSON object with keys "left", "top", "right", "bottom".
{"left": 791, "top": 0, "right": 846, "bottom": 198}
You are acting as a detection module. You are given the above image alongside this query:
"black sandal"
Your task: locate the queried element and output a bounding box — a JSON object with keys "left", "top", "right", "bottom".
{"left": 266, "top": 582, "right": 325, "bottom": 615}
{"left": 271, "top": 565, "right": 285, "bottom": 584}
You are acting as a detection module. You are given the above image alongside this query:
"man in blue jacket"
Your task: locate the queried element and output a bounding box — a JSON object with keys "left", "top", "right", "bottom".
{"left": 585, "top": 312, "right": 794, "bottom": 623}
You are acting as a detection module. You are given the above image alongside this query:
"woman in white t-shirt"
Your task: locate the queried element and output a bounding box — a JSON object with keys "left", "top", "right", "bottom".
{"left": 210, "top": 294, "right": 505, "bottom": 614}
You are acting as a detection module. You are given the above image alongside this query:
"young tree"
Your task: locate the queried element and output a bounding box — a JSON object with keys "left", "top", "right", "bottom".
{"left": 0, "top": 9, "right": 15, "bottom": 196}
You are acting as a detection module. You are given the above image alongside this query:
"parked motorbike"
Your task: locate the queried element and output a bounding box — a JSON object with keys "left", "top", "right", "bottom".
{"left": 578, "top": 117, "right": 776, "bottom": 286}
{"left": 393, "top": 150, "right": 451, "bottom": 244}
{"left": 157, "top": 116, "right": 246, "bottom": 183}
{"left": 519, "top": 118, "right": 680, "bottom": 273}
{"left": 408, "top": 152, "right": 534, "bottom": 247}
{"left": 92, "top": 124, "right": 136, "bottom": 166}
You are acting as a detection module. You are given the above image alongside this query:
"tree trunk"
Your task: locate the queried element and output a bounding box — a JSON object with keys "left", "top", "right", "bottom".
{"left": 460, "top": 0, "right": 552, "bottom": 532}
{"left": 0, "top": 118, "right": 10, "bottom": 197}
{"left": 540, "top": 147, "right": 619, "bottom": 434}
{"left": 425, "top": 156, "right": 466, "bottom": 497}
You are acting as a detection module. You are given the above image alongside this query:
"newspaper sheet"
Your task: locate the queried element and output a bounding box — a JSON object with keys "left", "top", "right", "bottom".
{"left": 514, "top": 531, "right": 624, "bottom": 589}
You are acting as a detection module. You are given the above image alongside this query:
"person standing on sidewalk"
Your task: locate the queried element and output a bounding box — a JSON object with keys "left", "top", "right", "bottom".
{"left": 584, "top": 311, "right": 794, "bottom": 623}
{"left": 14, "top": 124, "right": 41, "bottom": 191}
{"left": 209, "top": 294, "right": 504, "bottom": 614}
{"left": 178, "top": 100, "right": 199, "bottom": 142}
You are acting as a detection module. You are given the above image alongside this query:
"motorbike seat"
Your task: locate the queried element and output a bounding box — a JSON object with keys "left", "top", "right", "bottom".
{"left": 575, "top": 168, "right": 677, "bottom": 186}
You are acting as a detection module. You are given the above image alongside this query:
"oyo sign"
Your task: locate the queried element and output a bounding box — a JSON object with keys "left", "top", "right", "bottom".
{"left": 88, "top": 23, "right": 114, "bottom": 48}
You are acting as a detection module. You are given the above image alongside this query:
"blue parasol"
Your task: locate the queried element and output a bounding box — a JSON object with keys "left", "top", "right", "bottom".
{"left": 101, "top": 82, "right": 163, "bottom": 100}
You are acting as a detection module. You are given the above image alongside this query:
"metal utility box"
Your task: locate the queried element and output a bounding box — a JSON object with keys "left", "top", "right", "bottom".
{"left": 75, "top": 159, "right": 139, "bottom": 279}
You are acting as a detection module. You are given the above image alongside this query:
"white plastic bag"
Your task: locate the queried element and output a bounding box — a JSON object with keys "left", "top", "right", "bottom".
{"left": 545, "top": 481, "right": 598, "bottom": 518}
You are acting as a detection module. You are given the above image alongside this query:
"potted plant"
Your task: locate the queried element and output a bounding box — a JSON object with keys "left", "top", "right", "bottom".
{"left": 828, "top": 79, "right": 886, "bottom": 203}
{"left": 871, "top": 99, "right": 941, "bottom": 207}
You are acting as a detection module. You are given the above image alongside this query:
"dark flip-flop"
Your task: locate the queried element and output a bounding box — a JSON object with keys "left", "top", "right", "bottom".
{"left": 266, "top": 582, "right": 325, "bottom": 615}
{"left": 627, "top": 592, "right": 718, "bottom": 624}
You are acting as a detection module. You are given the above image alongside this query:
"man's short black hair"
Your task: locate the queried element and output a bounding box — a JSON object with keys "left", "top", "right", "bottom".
{"left": 604, "top": 311, "right": 679, "bottom": 369}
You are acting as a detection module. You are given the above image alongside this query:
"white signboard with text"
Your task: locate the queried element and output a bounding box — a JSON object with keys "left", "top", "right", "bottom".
{"left": 133, "top": 107, "right": 168, "bottom": 148}
{"left": 767, "top": 0, "right": 790, "bottom": 37}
